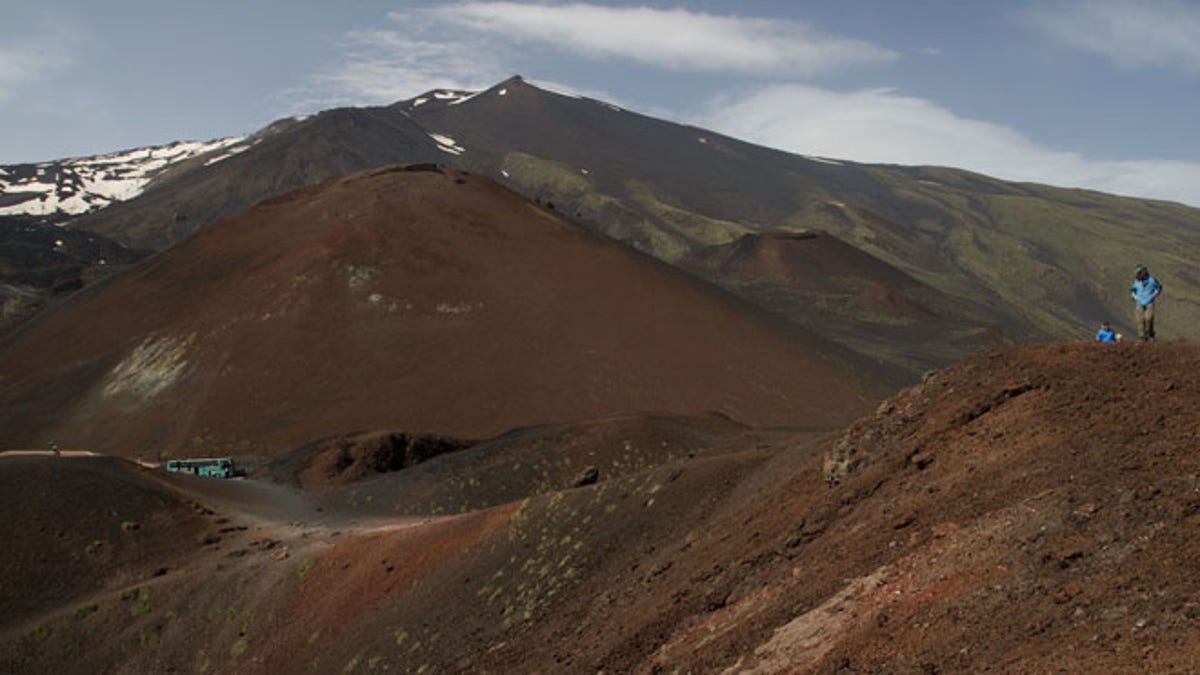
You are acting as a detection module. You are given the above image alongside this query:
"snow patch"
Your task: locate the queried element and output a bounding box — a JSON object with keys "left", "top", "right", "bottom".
{"left": 499, "top": 88, "right": 507, "bottom": 96}
{"left": 428, "top": 133, "right": 465, "bottom": 155}
{"left": 448, "top": 90, "right": 483, "bottom": 106}
{"left": 804, "top": 155, "right": 844, "bottom": 166}
{"left": 203, "top": 144, "right": 250, "bottom": 166}
{"left": 431, "top": 90, "right": 478, "bottom": 106}
{"left": 412, "top": 97, "right": 428, "bottom": 107}
{"left": 501, "top": 170, "right": 510, "bottom": 178}
{"left": 0, "top": 136, "right": 245, "bottom": 217}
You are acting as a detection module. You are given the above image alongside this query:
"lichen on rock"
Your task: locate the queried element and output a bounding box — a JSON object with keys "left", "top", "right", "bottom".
{"left": 102, "top": 334, "right": 195, "bottom": 400}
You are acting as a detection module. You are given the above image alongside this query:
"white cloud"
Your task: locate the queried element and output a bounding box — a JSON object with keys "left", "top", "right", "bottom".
{"left": 0, "top": 37, "right": 73, "bottom": 101}
{"left": 1029, "top": 0, "right": 1200, "bottom": 74}
{"left": 292, "top": 4, "right": 1197, "bottom": 207}
{"left": 418, "top": 2, "right": 897, "bottom": 75}
{"left": 299, "top": 3, "right": 896, "bottom": 110}
{"left": 697, "top": 84, "right": 1200, "bottom": 206}
{"left": 292, "top": 26, "right": 507, "bottom": 111}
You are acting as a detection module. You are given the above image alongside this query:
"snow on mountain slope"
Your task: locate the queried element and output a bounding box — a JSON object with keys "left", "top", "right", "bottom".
{"left": 0, "top": 137, "right": 247, "bottom": 218}
{"left": 401, "top": 89, "right": 477, "bottom": 112}
{"left": 428, "top": 133, "right": 466, "bottom": 155}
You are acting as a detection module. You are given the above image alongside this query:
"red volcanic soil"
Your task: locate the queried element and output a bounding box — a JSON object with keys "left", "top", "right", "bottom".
{"left": 784, "top": 340, "right": 1200, "bottom": 672}
{"left": 280, "top": 430, "right": 473, "bottom": 488}
{"left": 683, "top": 231, "right": 1007, "bottom": 373}
{"left": 0, "top": 165, "right": 886, "bottom": 459}
{"left": 8, "top": 342, "right": 1200, "bottom": 673}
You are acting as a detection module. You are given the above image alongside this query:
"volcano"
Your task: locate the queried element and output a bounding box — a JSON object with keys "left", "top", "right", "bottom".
{"left": 0, "top": 165, "right": 887, "bottom": 458}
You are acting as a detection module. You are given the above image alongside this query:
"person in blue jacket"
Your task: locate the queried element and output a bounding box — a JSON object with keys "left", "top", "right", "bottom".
{"left": 1130, "top": 263, "right": 1163, "bottom": 341}
{"left": 1095, "top": 321, "right": 1117, "bottom": 343}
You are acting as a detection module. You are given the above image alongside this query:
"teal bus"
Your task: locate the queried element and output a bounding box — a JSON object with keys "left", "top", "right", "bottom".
{"left": 165, "top": 457, "right": 235, "bottom": 478}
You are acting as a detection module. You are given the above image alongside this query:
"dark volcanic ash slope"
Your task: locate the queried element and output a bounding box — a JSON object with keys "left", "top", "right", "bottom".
{"left": 71, "top": 108, "right": 447, "bottom": 251}
{"left": 0, "top": 217, "right": 143, "bottom": 332}
{"left": 682, "top": 231, "right": 1005, "bottom": 373}
{"left": 0, "top": 165, "right": 886, "bottom": 458}
{"left": 0, "top": 456, "right": 209, "bottom": 626}
{"left": 404, "top": 78, "right": 1200, "bottom": 347}
{"left": 401, "top": 77, "right": 837, "bottom": 257}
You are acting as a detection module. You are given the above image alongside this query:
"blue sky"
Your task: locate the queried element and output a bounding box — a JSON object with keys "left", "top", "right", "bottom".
{"left": 3, "top": 0, "right": 1199, "bottom": 205}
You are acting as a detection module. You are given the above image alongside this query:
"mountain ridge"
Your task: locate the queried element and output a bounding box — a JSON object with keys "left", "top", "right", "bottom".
{"left": 7, "top": 75, "right": 1200, "bottom": 374}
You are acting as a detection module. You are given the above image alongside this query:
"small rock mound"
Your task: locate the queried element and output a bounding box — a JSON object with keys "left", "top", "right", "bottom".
{"left": 571, "top": 465, "right": 600, "bottom": 488}
{"left": 297, "top": 431, "right": 472, "bottom": 486}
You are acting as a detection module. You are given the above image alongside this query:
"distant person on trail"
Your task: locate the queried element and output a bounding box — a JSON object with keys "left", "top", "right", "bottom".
{"left": 1130, "top": 264, "right": 1163, "bottom": 342}
{"left": 1095, "top": 321, "right": 1117, "bottom": 343}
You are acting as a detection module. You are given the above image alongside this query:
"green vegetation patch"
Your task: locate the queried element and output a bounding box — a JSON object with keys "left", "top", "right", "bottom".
{"left": 121, "top": 586, "right": 154, "bottom": 617}
{"left": 2, "top": 296, "right": 31, "bottom": 320}
{"left": 625, "top": 180, "right": 752, "bottom": 255}
{"left": 628, "top": 221, "right": 691, "bottom": 262}
{"left": 502, "top": 152, "right": 593, "bottom": 197}
{"left": 231, "top": 636, "right": 249, "bottom": 658}
{"left": 297, "top": 557, "right": 318, "bottom": 580}
{"left": 501, "top": 151, "right": 629, "bottom": 224}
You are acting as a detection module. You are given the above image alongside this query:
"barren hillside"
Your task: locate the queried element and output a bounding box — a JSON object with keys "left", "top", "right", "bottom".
{"left": 6, "top": 342, "right": 1200, "bottom": 672}
{"left": 0, "top": 165, "right": 887, "bottom": 458}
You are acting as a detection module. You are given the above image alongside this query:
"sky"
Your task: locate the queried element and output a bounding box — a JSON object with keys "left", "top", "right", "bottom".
{"left": 3, "top": 0, "right": 1199, "bottom": 206}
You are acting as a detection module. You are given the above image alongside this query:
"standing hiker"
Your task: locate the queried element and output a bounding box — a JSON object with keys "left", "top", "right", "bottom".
{"left": 1130, "top": 264, "right": 1162, "bottom": 342}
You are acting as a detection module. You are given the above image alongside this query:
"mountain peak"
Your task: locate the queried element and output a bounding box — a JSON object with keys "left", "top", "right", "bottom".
{"left": 395, "top": 75, "right": 583, "bottom": 114}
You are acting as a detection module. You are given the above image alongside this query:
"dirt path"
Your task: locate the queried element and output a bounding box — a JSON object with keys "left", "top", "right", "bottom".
{"left": 0, "top": 450, "right": 97, "bottom": 457}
